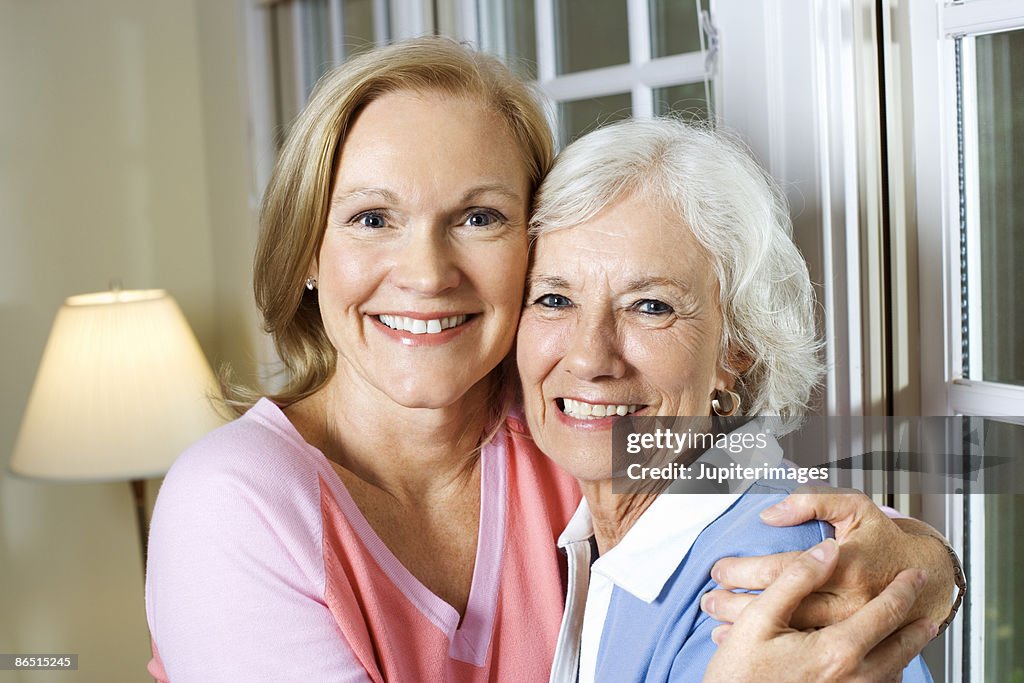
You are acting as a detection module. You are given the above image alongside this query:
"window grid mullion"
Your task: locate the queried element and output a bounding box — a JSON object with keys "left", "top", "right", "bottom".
{"left": 627, "top": 0, "right": 654, "bottom": 118}
{"left": 538, "top": 53, "right": 707, "bottom": 104}
{"left": 535, "top": 0, "right": 557, "bottom": 83}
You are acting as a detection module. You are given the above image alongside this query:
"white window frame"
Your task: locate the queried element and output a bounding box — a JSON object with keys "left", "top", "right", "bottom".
{"left": 466, "top": 0, "right": 714, "bottom": 144}
{"left": 714, "top": 0, "right": 885, "bottom": 501}
{"left": 911, "top": 1, "right": 1024, "bottom": 418}
{"left": 907, "top": 1, "right": 1024, "bottom": 681}
{"left": 534, "top": 0, "right": 708, "bottom": 121}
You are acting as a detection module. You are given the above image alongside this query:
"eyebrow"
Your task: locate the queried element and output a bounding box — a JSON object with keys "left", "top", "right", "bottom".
{"left": 331, "top": 184, "right": 524, "bottom": 207}
{"left": 460, "top": 184, "right": 525, "bottom": 204}
{"left": 331, "top": 187, "right": 400, "bottom": 207}
{"left": 526, "top": 275, "right": 572, "bottom": 290}
{"left": 625, "top": 276, "right": 693, "bottom": 293}
{"left": 527, "top": 275, "right": 694, "bottom": 292}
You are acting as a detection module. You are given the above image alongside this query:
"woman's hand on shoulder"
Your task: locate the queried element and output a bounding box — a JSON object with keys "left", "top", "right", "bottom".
{"left": 701, "top": 487, "right": 959, "bottom": 629}
{"left": 702, "top": 539, "right": 937, "bottom": 682}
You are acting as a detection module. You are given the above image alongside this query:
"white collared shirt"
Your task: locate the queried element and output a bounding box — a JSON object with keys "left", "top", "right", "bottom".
{"left": 550, "top": 421, "right": 784, "bottom": 683}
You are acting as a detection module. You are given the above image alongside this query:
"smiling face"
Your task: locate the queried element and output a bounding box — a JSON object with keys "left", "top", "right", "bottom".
{"left": 314, "top": 89, "right": 531, "bottom": 410}
{"left": 517, "top": 192, "right": 734, "bottom": 482}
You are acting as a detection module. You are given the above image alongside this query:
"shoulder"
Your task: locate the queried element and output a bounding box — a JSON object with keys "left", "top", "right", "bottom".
{"left": 160, "top": 398, "right": 327, "bottom": 508}
{"left": 146, "top": 402, "right": 367, "bottom": 680}
{"left": 697, "top": 486, "right": 831, "bottom": 557}
{"left": 148, "top": 399, "right": 332, "bottom": 584}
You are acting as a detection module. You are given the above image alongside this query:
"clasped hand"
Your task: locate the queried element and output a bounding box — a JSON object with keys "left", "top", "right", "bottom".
{"left": 701, "top": 488, "right": 952, "bottom": 681}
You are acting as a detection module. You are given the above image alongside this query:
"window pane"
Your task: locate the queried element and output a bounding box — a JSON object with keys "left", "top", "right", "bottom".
{"left": 555, "top": 0, "right": 629, "bottom": 74}
{"left": 976, "top": 421, "right": 1024, "bottom": 680}
{"left": 300, "top": 0, "right": 332, "bottom": 97}
{"left": 558, "top": 92, "right": 632, "bottom": 145}
{"left": 653, "top": 81, "right": 712, "bottom": 122}
{"left": 478, "top": 0, "right": 538, "bottom": 80}
{"left": 342, "top": 0, "right": 382, "bottom": 57}
{"left": 975, "top": 30, "right": 1024, "bottom": 386}
{"left": 649, "top": 0, "right": 706, "bottom": 58}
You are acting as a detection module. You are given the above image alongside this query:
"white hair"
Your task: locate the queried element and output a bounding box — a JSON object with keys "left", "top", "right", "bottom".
{"left": 530, "top": 118, "right": 823, "bottom": 430}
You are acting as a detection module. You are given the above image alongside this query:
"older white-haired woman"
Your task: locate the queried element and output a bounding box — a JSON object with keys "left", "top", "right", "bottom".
{"left": 518, "top": 118, "right": 945, "bottom": 681}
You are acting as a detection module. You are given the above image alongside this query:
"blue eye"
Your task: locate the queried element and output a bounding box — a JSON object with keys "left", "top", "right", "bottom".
{"left": 466, "top": 209, "right": 504, "bottom": 228}
{"left": 635, "top": 299, "right": 673, "bottom": 315}
{"left": 353, "top": 212, "right": 387, "bottom": 229}
{"left": 534, "top": 293, "right": 572, "bottom": 308}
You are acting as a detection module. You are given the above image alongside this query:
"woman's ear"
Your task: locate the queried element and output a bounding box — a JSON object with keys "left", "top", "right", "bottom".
{"left": 727, "top": 346, "right": 754, "bottom": 377}
{"left": 716, "top": 346, "right": 753, "bottom": 392}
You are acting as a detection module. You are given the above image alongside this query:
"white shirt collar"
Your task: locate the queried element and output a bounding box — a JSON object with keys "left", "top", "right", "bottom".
{"left": 557, "top": 419, "right": 784, "bottom": 603}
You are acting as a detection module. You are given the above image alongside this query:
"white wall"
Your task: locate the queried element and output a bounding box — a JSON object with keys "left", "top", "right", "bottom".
{"left": 0, "top": 1, "right": 258, "bottom": 680}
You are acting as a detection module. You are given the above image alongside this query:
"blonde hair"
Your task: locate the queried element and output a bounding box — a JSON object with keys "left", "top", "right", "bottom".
{"left": 227, "top": 37, "right": 554, "bottom": 414}
{"left": 531, "top": 118, "right": 823, "bottom": 433}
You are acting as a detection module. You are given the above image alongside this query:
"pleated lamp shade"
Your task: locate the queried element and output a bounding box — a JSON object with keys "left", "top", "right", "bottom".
{"left": 10, "top": 289, "right": 224, "bottom": 482}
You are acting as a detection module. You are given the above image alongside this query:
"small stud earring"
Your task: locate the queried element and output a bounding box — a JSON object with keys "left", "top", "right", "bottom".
{"left": 305, "top": 277, "right": 317, "bottom": 291}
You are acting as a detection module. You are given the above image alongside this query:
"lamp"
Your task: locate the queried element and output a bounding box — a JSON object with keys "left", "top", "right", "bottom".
{"left": 9, "top": 288, "right": 224, "bottom": 566}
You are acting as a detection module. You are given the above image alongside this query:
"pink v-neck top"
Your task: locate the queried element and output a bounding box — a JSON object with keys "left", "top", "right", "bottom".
{"left": 145, "top": 398, "right": 580, "bottom": 681}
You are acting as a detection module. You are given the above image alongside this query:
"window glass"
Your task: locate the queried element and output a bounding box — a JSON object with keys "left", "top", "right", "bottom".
{"left": 653, "top": 81, "right": 712, "bottom": 121}
{"left": 342, "top": 0, "right": 382, "bottom": 57}
{"left": 477, "top": 0, "right": 537, "bottom": 79}
{"left": 649, "top": 0, "right": 706, "bottom": 58}
{"left": 975, "top": 29, "right": 1024, "bottom": 386}
{"left": 975, "top": 420, "right": 1024, "bottom": 679}
{"left": 555, "top": 0, "right": 629, "bottom": 74}
{"left": 299, "top": 0, "right": 332, "bottom": 96}
{"left": 559, "top": 92, "right": 632, "bottom": 145}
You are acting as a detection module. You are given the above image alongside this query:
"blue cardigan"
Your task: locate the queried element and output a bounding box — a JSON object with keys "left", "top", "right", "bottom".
{"left": 591, "top": 484, "right": 933, "bottom": 682}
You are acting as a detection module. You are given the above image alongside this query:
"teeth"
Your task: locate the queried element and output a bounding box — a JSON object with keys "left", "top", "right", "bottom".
{"left": 378, "top": 314, "right": 468, "bottom": 334}
{"left": 561, "top": 398, "right": 640, "bottom": 420}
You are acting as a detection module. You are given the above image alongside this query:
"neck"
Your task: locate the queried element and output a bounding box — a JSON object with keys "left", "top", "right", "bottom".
{"left": 581, "top": 479, "right": 662, "bottom": 556}
{"left": 287, "top": 365, "right": 495, "bottom": 502}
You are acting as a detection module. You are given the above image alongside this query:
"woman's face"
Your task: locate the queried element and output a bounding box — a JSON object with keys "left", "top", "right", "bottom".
{"left": 517, "top": 192, "right": 733, "bottom": 482}
{"left": 315, "top": 89, "right": 531, "bottom": 409}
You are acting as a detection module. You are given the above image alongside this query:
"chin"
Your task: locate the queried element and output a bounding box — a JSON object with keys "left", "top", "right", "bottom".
{"left": 387, "top": 380, "right": 479, "bottom": 411}
{"left": 536, "top": 440, "right": 609, "bottom": 481}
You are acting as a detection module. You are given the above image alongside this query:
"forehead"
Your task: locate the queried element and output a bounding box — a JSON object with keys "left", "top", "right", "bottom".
{"left": 531, "top": 193, "right": 713, "bottom": 283}
{"left": 333, "top": 89, "right": 529, "bottom": 192}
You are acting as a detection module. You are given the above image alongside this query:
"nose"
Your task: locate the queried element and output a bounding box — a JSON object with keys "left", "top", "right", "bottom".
{"left": 391, "top": 226, "right": 461, "bottom": 296}
{"left": 562, "top": 308, "right": 626, "bottom": 381}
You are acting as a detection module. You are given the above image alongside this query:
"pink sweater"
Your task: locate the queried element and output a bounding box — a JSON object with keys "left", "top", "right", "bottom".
{"left": 145, "top": 399, "right": 580, "bottom": 681}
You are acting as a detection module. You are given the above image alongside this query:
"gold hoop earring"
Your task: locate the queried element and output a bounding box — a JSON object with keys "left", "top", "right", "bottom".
{"left": 711, "top": 389, "right": 741, "bottom": 417}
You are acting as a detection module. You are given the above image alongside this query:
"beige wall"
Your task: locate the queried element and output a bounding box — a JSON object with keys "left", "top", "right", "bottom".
{"left": 0, "top": 1, "right": 259, "bottom": 680}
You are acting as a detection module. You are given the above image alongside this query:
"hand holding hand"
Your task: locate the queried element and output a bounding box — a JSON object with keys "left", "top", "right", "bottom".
{"left": 702, "top": 539, "right": 938, "bottom": 682}
{"left": 701, "top": 488, "right": 957, "bottom": 629}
